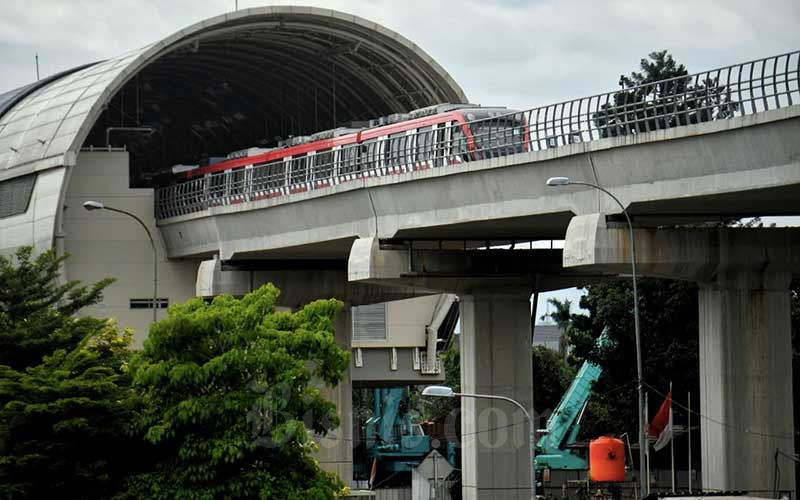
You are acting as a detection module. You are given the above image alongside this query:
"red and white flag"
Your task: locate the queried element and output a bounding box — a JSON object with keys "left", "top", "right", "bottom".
{"left": 648, "top": 390, "right": 673, "bottom": 451}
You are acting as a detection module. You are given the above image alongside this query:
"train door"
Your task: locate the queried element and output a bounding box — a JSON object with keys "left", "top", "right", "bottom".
{"left": 339, "top": 144, "right": 359, "bottom": 181}
{"left": 387, "top": 132, "right": 410, "bottom": 174}
{"left": 361, "top": 138, "right": 385, "bottom": 177}
{"left": 402, "top": 129, "right": 416, "bottom": 173}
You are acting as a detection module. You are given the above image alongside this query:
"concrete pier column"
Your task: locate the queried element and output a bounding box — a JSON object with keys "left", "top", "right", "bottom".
{"left": 699, "top": 270, "right": 795, "bottom": 495}
{"left": 460, "top": 294, "right": 532, "bottom": 500}
{"left": 315, "top": 304, "right": 353, "bottom": 484}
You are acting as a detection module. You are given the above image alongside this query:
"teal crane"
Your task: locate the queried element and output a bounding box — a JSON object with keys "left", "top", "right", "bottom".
{"left": 535, "top": 329, "right": 610, "bottom": 471}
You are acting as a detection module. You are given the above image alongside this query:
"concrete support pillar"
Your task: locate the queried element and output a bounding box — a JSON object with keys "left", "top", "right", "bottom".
{"left": 460, "top": 294, "right": 532, "bottom": 500}
{"left": 315, "top": 305, "right": 353, "bottom": 485}
{"left": 699, "top": 270, "right": 795, "bottom": 495}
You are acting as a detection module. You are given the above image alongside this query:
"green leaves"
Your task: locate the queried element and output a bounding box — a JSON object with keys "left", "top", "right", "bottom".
{"left": 0, "top": 248, "right": 349, "bottom": 498}
{"left": 0, "top": 247, "right": 138, "bottom": 500}
{"left": 128, "top": 284, "right": 348, "bottom": 498}
{"left": 0, "top": 247, "right": 114, "bottom": 371}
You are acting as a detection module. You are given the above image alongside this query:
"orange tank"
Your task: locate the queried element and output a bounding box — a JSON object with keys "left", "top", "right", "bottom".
{"left": 589, "top": 436, "right": 626, "bottom": 482}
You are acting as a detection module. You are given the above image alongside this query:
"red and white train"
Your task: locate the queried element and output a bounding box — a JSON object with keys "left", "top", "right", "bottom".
{"left": 178, "top": 103, "right": 529, "bottom": 202}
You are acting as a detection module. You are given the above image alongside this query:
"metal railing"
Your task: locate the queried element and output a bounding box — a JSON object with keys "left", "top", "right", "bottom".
{"left": 156, "top": 50, "right": 800, "bottom": 220}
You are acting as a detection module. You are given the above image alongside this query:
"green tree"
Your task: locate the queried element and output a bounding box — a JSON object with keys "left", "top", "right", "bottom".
{"left": 127, "top": 284, "right": 350, "bottom": 499}
{"left": 593, "top": 50, "right": 738, "bottom": 137}
{"left": 568, "top": 278, "right": 699, "bottom": 444}
{"left": 532, "top": 345, "right": 574, "bottom": 416}
{"left": 0, "top": 246, "right": 113, "bottom": 370}
{"left": 0, "top": 247, "right": 139, "bottom": 500}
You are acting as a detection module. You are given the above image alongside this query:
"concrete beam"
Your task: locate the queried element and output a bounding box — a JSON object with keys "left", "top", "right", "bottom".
{"left": 563, "top": 213, "right": 800, "bottom": 280}
{"left": 349, "top": 236, "right": 607, "bottom": 293}
{"left": 197, "top": 254, "right": 432, "bottom": 307}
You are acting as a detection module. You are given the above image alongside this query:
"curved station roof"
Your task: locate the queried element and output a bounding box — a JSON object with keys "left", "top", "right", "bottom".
{"left": 0, "top": 6, "right": 466, "bottom": 184}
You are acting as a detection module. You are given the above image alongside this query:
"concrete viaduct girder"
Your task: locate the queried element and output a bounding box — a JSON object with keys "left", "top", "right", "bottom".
{"left": 158, "top": 106, "right": 800, "bottom": 262}
{"left": 348, "top": 236, "right": 607, "bottom": 294}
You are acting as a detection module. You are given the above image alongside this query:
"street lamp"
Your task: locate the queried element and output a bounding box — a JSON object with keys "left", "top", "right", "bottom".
{"left": 545, "top": 176, "right": 646, "bottom": 496}
{"left": 422, "top": 385, "right": 537, "bottom": 499}
{"left": 83, "top": 201, "right": 158, "bottom": 323}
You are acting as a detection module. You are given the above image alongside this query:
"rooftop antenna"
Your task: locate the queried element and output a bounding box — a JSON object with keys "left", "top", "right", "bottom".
{"left": 35, "top": 53, "right": 40, "bottom": 81}
{"left": 235, "top": 0, "right": 238, "bottom": 10}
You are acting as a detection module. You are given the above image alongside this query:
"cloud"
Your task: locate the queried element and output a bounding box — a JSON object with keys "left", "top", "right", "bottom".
{"left": 1, "top": 0, "right": 798, "bottom": 111}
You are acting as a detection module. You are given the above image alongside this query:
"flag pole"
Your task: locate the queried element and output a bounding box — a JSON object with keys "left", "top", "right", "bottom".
{"left": 670, "top": 382, "right": 675, "bottom": 492}
{"left": 688, "top": 391, "right": 692, "bottom": 493}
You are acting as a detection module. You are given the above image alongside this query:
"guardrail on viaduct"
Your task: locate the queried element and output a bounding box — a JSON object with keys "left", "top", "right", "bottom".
{"left": 156, "top": 51, "right": 799, "bottom": 220}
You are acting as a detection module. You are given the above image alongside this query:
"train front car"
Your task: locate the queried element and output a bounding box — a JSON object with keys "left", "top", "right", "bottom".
{"left": 458, "top": 107, "right": 530, "bottom": 160}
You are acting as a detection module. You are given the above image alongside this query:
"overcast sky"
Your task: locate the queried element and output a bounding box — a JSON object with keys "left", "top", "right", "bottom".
{"left": 3, "top": 1, "right": 798, "bottom": 318}
{"left": 2, "top": 0, "right": 799, "bottom": 107}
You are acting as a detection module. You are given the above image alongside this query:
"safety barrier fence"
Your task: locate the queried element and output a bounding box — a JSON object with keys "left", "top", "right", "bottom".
{"left": 156, "top": 50, "right": 800, "bottom": 220}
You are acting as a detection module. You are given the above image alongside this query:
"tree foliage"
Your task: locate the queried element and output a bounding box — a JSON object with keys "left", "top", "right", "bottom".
{"left": 0, "top": 247, "right": 137, "bottom": 500}
{"left": 569, "top": 278, "right": 699, "bottom": 443}
{"left": 532, "top": 345, "right": 574, "bottom": 417}
{"left": 127, "top": 285, "right": 350, "bottom": 499}
{"left": 0, "top": 246, "right": 113, "bottom": 370}
{"left": 593, "top": 50, "right": 738, "bottom": 137}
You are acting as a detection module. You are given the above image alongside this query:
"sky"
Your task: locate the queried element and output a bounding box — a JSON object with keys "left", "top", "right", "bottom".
{"left": 3, "top": 0, "right": 799, "bottom": 105}
{"left": 2, "top": 0, "right": 798, "bottom": 319}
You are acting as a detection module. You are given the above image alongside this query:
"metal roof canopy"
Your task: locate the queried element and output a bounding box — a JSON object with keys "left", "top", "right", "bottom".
{"left": 0, "top": 6, "right": 466, "bottom": 184}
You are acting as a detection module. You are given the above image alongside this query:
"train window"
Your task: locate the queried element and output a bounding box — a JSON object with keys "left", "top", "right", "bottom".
{"left": 451, "top": 125, "right": 469, "bottom": 159}
{"left": 314, "top": 148, "right": 334, "bottom": 181}
{"left": 416, "top": 126, "right": 434, "bottom": 163}
{"left": 229, "top": 168, "right": 247, "bottom": 198}
{"left": 289, "top": 155, "right": 308, "bottom": 185}
{"left": 435, "top": 124, "right": 448, "bottom": 164}
{"left": 208, "top": 171, "right": 227, "bottom": 201}
{"left": 471, "top": 117, "right": 526, "bottom": 157}
{"left": 252, "top": 160, "right": 284, "bottom": 190}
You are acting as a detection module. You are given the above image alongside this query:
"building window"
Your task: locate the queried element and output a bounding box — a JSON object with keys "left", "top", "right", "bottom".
{"left": 352, "top": 303, "right": 386, "bottom": 341}
{"left": 0, "top": 174, "right": 36, "bottom": 219}
{"left": 130, "top": 298, "right": 169, "bottom": 309}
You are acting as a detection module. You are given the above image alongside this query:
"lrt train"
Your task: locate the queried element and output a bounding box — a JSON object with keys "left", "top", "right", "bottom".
{"left": 179, "top": 103, "right": 529, "bottom": 202}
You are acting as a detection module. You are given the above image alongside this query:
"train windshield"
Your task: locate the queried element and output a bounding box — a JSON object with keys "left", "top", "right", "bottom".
{"left": 469, "top": 114, "right": 527, "bottom": 154}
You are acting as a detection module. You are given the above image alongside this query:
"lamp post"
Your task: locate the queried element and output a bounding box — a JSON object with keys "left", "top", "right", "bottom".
{"left": 422, "top": 385, "right": 536, "bottom": 499}
{"left": 545, "top": 176, "right": 646, "bottom": 497}
{"left": 83, "top": 201, "right": 158, "bottom": 323}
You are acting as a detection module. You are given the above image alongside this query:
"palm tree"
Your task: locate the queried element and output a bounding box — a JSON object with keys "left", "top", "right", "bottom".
{"left": 540, "top": 298, "right": 573, "bottom": 361}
